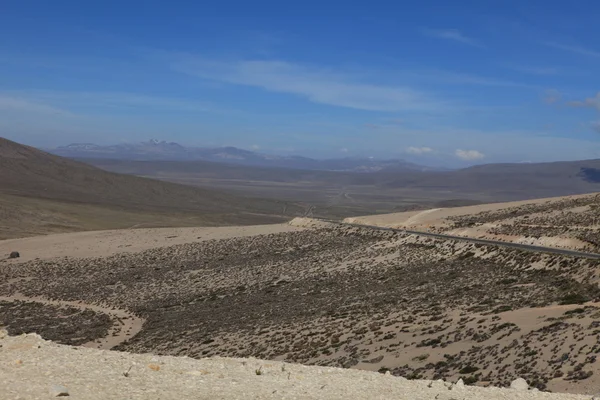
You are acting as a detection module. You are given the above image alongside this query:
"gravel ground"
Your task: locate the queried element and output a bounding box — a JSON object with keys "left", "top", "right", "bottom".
{"left": 0, "top": 332, "right": 592, "bottom": 400}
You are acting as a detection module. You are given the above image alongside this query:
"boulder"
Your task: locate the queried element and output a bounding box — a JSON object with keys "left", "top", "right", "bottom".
{"left": 49, "top": 385, "right": 69, "bottom": 397}
{"left": 8, "top": 251, "right": 20, "bottom": 259}
{"left": 510, "top": 377, "right": 529, "bottom": 391}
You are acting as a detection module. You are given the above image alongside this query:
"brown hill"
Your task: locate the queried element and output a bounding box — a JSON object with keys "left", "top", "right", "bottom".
{"left": 80, "top": 157, "right": 600, "bottom": 217}
{"left": 0, "top": 137, "right": 304, "bottom": 239}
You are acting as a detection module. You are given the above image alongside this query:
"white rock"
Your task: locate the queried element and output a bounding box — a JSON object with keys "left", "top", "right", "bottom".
{"left": 50, "top": 384, "right": 69, "bottom": 397}
{"left": 510, "top": 377, "right": 529, "bottom": 391}
{"left": 454, "top": 378, "right": 465, "bottom": 388}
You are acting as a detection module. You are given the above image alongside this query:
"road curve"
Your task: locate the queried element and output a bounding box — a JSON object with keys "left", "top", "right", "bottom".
{"left": 315, "top": 218, "right": 600, "bottom": 260}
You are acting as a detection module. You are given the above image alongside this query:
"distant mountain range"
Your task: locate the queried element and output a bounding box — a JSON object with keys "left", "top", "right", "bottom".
{"left": 48, "top": 140, "right": 441, "bottom": 172}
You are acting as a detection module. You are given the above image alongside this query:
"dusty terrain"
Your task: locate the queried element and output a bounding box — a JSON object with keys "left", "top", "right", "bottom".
{"left": 3, "top": 216, "right": 600, "bottom": 396}
{"left": 84, "top": 155, "right": 600, "bottom": 219}
{"left": 1, "top": 332, "right": 591, "bottom": 400}
{"left": 346, "top": 193, "right": 600, "bottom": 252}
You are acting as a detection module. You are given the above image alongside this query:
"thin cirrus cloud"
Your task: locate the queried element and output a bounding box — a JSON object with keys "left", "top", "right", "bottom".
{"left": 14, "top": 90, "right": 213, "bottom": 112}
{"left": 567, "top": 92, "right": 600, "bottom": 111}
{"left": 0, "top": 90, "right": 218, "bottom": 125}
{"left": 170, "top": 56, "right": 448, "bottom": 113}
{"left": 510, "top": 65, "right": 560, "bottom": 76}
{"left": 421, "top": 28, "right": 484, "bottom": 48}
{"left": 406, "top": 146, "right": 434, "bottom": 155}
{"left": 543, "top": 89, "right": 562, "bottom": 104}
{"left": 0, "top": 95, "right": 74, "bottom": 116}
{"left": 543, "top": 42, "right": 600, "bottom": 58}
{"left": 455, "top": 149, "right": 485, "bottom": 160}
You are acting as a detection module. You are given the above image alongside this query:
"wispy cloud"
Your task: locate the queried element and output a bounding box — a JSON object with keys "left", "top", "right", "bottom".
{"left": 567, "top": 92, "right": 600, "bottom": 110}
{"left": 543, "top": 42, "right": 600, "bottom": 58}
{"left": 455, "top": 149, "right": 485, "bottom": 160}
{"left": 424, "top": 70, "right": 534, "bottom": 88}
{"left": 422, "top": 29, "right": 484, "bottom": 48}
{"left": 406, "top": 146, "right": 434, "bottom": 155}
{"left": 397, "top": 69, "right": 535, "bottom": 89}
{"left": 171, "top": 57, "right": 447, "bottom": 112}
{"left": 590, "top": 121, "right": 600, "bottom": 133}
{"left": 543, "top": 89, "right": 562, "bottom": 104}
{"left": 6, "top": 90, "right": 212, "bottom": 112}
{"left": 510, "top": 65, "right": 560, "bottom": 76}
{"left": 0, "top": 95, "right": 74, "bottom": 116}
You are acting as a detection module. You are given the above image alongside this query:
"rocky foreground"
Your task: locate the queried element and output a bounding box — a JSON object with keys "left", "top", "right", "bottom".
{"left": 0, "top": 332, "right": 592, "bottom": 400}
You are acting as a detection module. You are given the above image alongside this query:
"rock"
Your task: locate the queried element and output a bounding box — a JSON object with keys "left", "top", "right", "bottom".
{"left": 274, "top": 275, "right": 291, "bottom": 285}
{"left": 148, "top": 363, "right": 160, "bottom": 371}
{"left": 510, "top": 377, "right": 529, "bottom": 391}
{"left": 0, "top": 329, "right": 8, "bottom": 339}
{"left": 49, "top": 385, "right": 69, "bottom": 397}
{"left": 454, "top": 378, "right": 464, "bottom": 388}
{"left": 8, "top": 251, "right": 19, "bottom": 259}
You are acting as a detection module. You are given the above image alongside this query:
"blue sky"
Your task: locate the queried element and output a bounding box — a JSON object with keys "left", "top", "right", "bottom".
{"left": 2, "top": 0, "right": 600, "bottom": 166}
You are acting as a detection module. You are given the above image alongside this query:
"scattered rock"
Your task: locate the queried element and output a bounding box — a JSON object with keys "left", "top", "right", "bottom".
{"left": 49, "top": 385, "right": 69, "bottom": 397}
{"left": 148, "top": 364, "right": 160, "bottom": 371}
{"left": 8, "top": 251, "right": 20, "bottom": 259}
{"left": 510, "top": 377, "right": 529, "bottom": 391}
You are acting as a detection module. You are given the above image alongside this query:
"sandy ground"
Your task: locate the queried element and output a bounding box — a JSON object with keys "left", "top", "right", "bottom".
{"left": 1, "top": 332, "right": 590, "bottom": 400}
{"left": 343, "top": 194, "right": 596, "bottom": 229}
{"left": 3, "top": 216, "right": 600, "bottom": 397}
{"left": 0, "top": 223, "right": 303, "bottom": 263}
{"left": 343, "top": 193, "right": 600, "bottom": 251}
{"left": 0, "top": 295, "right": 143, "bottom": 350}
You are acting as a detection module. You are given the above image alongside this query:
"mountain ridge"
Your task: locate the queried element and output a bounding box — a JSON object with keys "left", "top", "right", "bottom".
{"left": 48, "top": 140, "right": 439, "bottom": 172}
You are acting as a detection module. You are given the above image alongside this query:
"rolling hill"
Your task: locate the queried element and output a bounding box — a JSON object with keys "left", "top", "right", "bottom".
{"left": 80, "top": 157, "right": 600, "bottom": 207}
{"left": 0, "top": 137, "right": 304, "bottom": 239}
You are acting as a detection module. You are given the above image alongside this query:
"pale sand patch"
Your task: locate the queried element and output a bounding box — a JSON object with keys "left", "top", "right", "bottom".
{"left": 0, "top": 223, "right": 303, "bottom": 262}
{"left": 344, "top": 193, "right": 598, "bottom": 229}
{"left": 0, "top": 295, "right": 144, "bottom": 350}
{"left": 0, "top": 333, "right": 590, "bottom": 400}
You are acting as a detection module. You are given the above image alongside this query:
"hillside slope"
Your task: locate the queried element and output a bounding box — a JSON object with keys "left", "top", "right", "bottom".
{"left": 83, "top": 157, "right": 600, "bottom": 202}
{"left": 0, "top": 137, "right": 303, "bottom": 238}
{"left": 1, "top": 332, "right": 587, "bottom": 400}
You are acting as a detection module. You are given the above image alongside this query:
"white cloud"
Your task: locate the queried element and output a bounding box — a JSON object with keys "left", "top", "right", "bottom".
{"left": 455, "top": 149, "right": 485, "bottom": 160}
{"left": 340, "top": 147, "right": 349, "bottom": 153}
{"left": 406, "top": 146, "right": 434, "bottom": 155}
{"left": 250, "top": 144, "right": 260, "bottom": 150}
{"left": 543, "top": 42, "right": 600, "bottom": 58}
{"left": 422, "top": 29, "right": 484, "bottom": 48}
{"left": 568, "top": 92, "right": 600, "bottom": 111}
{"left": 171, "top": 57, "right": 445, "bottom": 112}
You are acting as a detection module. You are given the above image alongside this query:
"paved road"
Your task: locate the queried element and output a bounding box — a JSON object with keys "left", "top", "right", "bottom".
{"left": 316, "top": 218, "right": 600, "bottom": 260}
